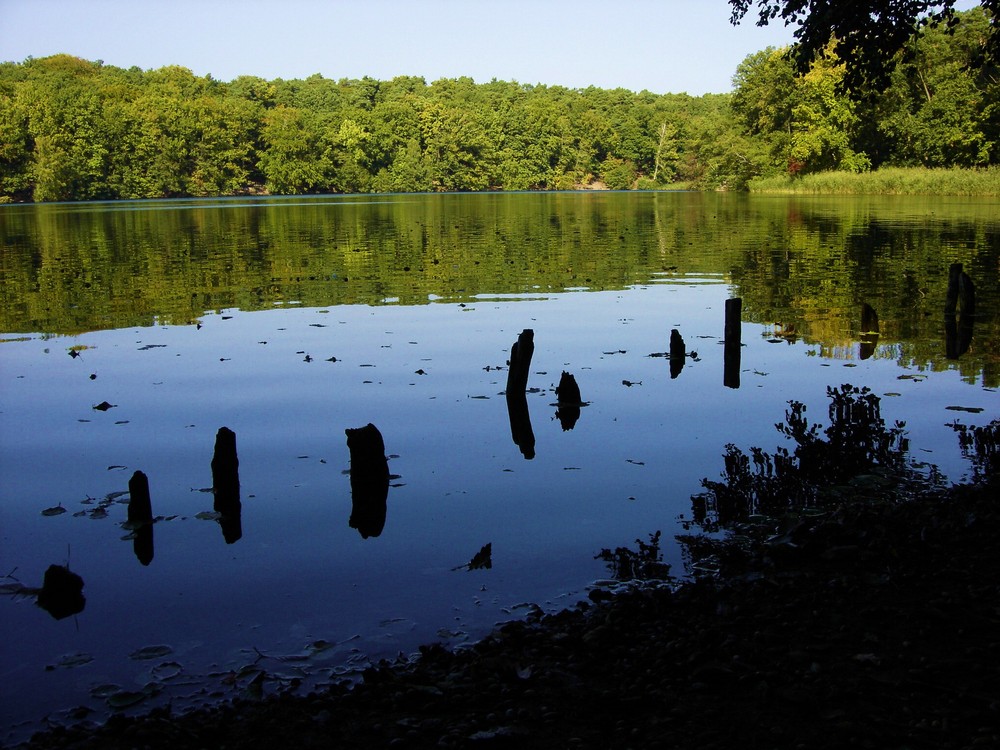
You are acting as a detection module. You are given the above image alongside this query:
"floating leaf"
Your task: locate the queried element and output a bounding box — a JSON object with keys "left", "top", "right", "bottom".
{"left": 90, "top": 684, "right": 122, "bottom": 698}
{"left": 107, "top": 690, "right": 147, "bottom": 709}
{"left": 92, "top": 401, "right": 116, "bottom": 411}
{"left": 41, "top": 504, "right": 67, "bottom": 516}
{"left": 150, "top": 661, "right": 183, "bottom": 681}
{"left": 51, "top": 652, "right": 94, "bottom": 669}
{"left": 129, "top": 645, "right": 173, "bottom": 661}
{"left": 195, "top": 511, "right": 221, "bottom": 521}
{"left": 946, "top": 405, "right": 984, "bottom": 413}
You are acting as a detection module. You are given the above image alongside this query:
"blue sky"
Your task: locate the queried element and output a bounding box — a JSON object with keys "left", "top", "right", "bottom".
{"left": 1, "top": 0, "right": 805, "bottom": 95}
{"left": 1, "top": 1, "right": 983, "bottom": 95}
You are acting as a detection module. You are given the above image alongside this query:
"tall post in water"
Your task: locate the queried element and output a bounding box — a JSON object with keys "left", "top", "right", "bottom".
{"left": 724, "top": 298, "right": 742, "bottom": 389}
{"left": 505, "top": 329, "right": 536, "bottom": 459}
{"left": 127, "top": 470, "right": 154, "bottom": 565}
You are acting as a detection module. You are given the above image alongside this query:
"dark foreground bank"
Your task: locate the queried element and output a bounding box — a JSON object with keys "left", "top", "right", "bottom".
{"left": 14, "top": 480, "right": 1000, "bottom": 750}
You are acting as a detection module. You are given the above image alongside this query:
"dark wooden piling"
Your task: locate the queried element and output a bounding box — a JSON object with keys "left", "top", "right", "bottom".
{"left": 724, "top": 298, "right": 742, "bottom": 389}
{"left": 36, "top": 564, "right": 85, "bottom": 620}
{"left": 556, "top": 371, "right": 581, "bottom": 404}
{"left": 127, "top": 470, "right": 153, "bottom": 524}
{"left": 669, "top": 329, "right": 685, "bottom": 379}
{"left": 212, "top": 427, "right": 242, "bottom": 544}
{"left": 345, "top": 423, "right": 390, "bottom": 538}
{"left": 505, "top": 329, "right": 534, "bottom": 395}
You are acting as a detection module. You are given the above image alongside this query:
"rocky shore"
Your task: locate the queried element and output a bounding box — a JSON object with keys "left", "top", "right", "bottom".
{"left": 14, "top": 479, "right": 1000, "bottom": 750}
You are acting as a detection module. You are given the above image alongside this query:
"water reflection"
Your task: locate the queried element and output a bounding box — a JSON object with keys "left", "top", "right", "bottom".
{"left": 859, "top": 304, "right": 880, "bottom": 361}
{"left": 945, "top": 263, "right": 977, "bottom": 360}
{"left": 506, "top": 391, "right": 536, "bottom": 459}
{"left": 689, "top": 384, "right": 927, "bottom": 531}
{"left": 346, "top": 423, "right": 390, "bottom": 539}
{"left": 211, "top": 427, "right": 242, "bottom": 544}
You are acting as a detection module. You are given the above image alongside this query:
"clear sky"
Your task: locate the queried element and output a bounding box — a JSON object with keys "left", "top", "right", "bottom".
{"left": 0, "top": 0, "right": 808, "bottom": 95}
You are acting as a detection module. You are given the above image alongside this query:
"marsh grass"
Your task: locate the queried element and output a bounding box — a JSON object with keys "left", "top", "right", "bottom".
{"left": 749, "top": 166, "right": 1000, "bottom": 196}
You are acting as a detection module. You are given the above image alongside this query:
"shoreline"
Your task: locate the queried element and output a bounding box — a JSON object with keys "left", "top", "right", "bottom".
{"left": 15, "top": 477, "right": 1000, "bottom": 749}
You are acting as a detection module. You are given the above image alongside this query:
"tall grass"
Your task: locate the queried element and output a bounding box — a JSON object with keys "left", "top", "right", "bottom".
{"left": 749, "top": 166, "right": 1000, "bottom": 196}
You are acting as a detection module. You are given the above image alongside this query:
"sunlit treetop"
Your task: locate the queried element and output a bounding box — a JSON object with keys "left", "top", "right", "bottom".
{"left": 729, "top": 0, "right": 1000, "bottom": 91}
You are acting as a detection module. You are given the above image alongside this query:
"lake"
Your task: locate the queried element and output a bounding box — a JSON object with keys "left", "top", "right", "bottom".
{"left": 1, "top": 191, "right": 997, "bottom": 741}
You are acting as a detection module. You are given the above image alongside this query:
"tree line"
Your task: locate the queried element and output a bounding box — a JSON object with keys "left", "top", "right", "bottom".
{"left": 0, "top": 7, "right": 996, "bottom": 202}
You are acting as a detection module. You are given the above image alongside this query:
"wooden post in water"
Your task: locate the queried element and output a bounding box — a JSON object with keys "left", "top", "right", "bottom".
{"left": 506, "top": 329, "right": 534, "bottom": 395}
{"left": 127, "top": 470, "right": 154, "bottom": 566}
{"left": 724, "top": 298, "right": 742, "bottom": 389}
{"left": 127, "top": 470, "right": 153, "bottom": 524}
{"left": 212, "top": 427, "right": 242, "bottom": 544}
{"left": 506, "top": 329, "right": 536, "bottom": 458}
{"left": 669, "top": 328, "right": 686, "bottom": 379}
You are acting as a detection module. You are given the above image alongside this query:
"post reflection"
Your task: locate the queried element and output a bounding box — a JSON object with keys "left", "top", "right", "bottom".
{"left": 346, "top": 423, "right": 390, "bottom": 539}
{"left": 945, "top": 263, "right": 976, "bottom": 360}
{"left": 506, "top": 390, "right": 536, "bottom": 459}
{"left": 859, "top": 303, "right": 880, "bottom": 360}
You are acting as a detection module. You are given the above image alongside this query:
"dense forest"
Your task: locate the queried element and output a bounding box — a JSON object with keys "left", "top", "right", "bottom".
{"left": 0, "top": 7, "right": 997, "bottom": 202}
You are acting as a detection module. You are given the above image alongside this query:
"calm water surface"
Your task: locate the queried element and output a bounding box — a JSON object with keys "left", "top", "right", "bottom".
{"left": 1, "top": 192, "right": 997, "bottom": 741}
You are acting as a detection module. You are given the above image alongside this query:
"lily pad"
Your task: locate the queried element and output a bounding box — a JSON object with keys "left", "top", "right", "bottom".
{"left": 106, "top": 690, "right": 147, "bottom": 709}
{"left": 90, "top": 683, "right": 122, "bottom": 698}
{"left": 41, "top": 504, "right": 67, "bottom": 516}
{"left": 150, "top": 661, "right": 183, "bottom": 680}
{"left": 129, "top": 645, "right": 173, "bottom": 661}
{"left": 49, "top": 652, "right": 94, "bottom": 669}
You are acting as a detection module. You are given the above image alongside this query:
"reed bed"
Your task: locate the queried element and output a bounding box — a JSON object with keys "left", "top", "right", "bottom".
{"left": 749, "top": 166, "right": 1000, "bottom": 196}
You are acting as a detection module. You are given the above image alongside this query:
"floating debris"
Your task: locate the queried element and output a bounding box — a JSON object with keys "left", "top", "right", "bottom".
{"left": 92, "top": 401, "right": 116, "bottom": 411}
{"left": 41, "top": 504, "right": 67, "bottom": 516}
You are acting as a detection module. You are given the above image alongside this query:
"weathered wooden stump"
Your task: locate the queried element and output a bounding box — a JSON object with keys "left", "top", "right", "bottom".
{"left": 36, "top": 564, "right": 85, "bottom": 620}
{"left": 127, "top": 471, "right": 155, "bottom": 565}
{"left": 505, "top": 329, "right": 534, "bottom": 395}
{"left": 212, "top": 427, "right": 242, "bottom": 544}
{"left": 669, "top": 328, "right": 685, "bottom": 379}
{"left": 127, "top": 470, "right": 153, "bottom": 525}
{"left": 345, "top": 423, "right": 390, "bottom": 538}
{"left": 724, "top": 297, "right": 742, "bottom": 389}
